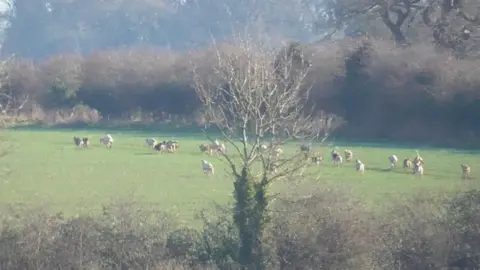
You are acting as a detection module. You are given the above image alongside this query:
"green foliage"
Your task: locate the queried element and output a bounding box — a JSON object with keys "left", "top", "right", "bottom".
{"left": 230, "top": 164, "right": 276, "bottom": 269}
{"left": 49, "top": 78, "right": 78, "bottom": 106}
{"left": 444, "top": 190, "right": 480, "bottom": 268}
{"left": 233, "top": 167, "right": 257, "bottom": 268}
{"left": 166, "top": 228, "right": 203, "bottom": 258}
{"left": 341, "top": 41, "right": 374, "bottom": 124}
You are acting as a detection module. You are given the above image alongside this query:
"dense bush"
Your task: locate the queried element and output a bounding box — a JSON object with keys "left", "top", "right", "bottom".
{"left": 0, "top": 187, "right": 479, "bottom": 269}
{"left": 333, "top": 40, "right": 480, "bottom": 144}
{"left": 2, "top": 38, "right": 480, "bottom": 145}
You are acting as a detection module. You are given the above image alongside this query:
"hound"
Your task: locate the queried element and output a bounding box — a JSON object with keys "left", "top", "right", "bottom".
{"left": 259, "top": 144, "right": 268, "bottom": 151}
{"left": 311, "top": 154, "right": 323, "bottom": 166}
{"left": 388, "top": 155, "right": 398, "bottom": 169}
{"left": 303, "top": 151, "right": 310, "bottom": 161}
{"left": 82, "top": 137, "right": 90, "bottom": 148}
{"left": 461, "top": 164, "right": 471, "bottom": 179}
{"left": 154, "top": 141, "right": 166, "bottom": 152}
{"left": 166, "top": 141, "right": 179, "bottom": 153}
{"left": 267, "top": 161, "right": 278, "bottom": 173}
{"left": 255, "top": 144, "right": 270, "bottom": 158}
{"left": 166, "top": 143, "right": 176, "bottom": 153}
{"left": 300, "top": 144, "right": 311, "bottom": 153}
{"left": 201, "top": 160, "right": 214, "bottom": 175}
{"left": 356, "top": 159, "right": 365, "bottom": 174}
{"left": 403, "top": 158, "right": 412, "bottom": 170}
{"left": 171, "top": 141, "right": 180, "bottom": 149}
{"left": 274, "top": 147, "right": 283, "bottom": 157}
{"left": 145, "top": 137, "right": 157, "bottom": 148}
{"left": 344, "top": 149, "right": 353, "bottom": 162}
{"left": 201, "top": 140, "right": 221, "bottom": 155}
{"left": 331, "top": 150, "right": 340, "bottom": 164}
{"left": 413, "top": 151, "right": 424, "bottom": 166}
{"left": 213, "top": 140, "right": 221, "bottom": 149}
{"left": 333, "top": 154, "right": 343, "bottom": 166}
{"left": 216, "top": 142, "right": 226, "bottom": 155}
{"left": 413, "top": 161, "right": 424, "bottom": 177}
{"left": 100, "top": 134, "right": 114, "bottom": 148}
{"left": 73, "top": 136, "right": 83, "bottom": 147}
{"left": 199, "top": 143, "right": 212, "bottom": 155}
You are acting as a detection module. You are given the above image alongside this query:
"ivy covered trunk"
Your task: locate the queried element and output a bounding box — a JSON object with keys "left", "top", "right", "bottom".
{"left": 233, "top": 167, "right": 270, "bottom": 270}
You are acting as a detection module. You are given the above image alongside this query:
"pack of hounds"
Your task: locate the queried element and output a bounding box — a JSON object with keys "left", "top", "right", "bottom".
{"left": 72, "top": 135, "right": 472, "bottom": 179}
{"left": 73, "top": 134, "right": 114, "bottom": 149}
{"left": 72, "top": 134, "right": 222, "bottom": 176}
{"left": 323, "top": 147, "right": 471, "bottom": 179}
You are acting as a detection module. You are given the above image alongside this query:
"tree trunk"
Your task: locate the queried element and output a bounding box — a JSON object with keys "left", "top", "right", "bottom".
{"left": 234, "top": 167, "right": 254, "bottom": 268}
{"left": 383, "top": 18, "right": 408, "bottom": 45}
{"left": 233, "top": 167, "right": 269, "bottom": 269}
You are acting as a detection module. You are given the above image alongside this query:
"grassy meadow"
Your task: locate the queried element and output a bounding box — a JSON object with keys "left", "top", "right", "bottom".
{"left": 0, "top": 128, "right": 479, "bottom": 225}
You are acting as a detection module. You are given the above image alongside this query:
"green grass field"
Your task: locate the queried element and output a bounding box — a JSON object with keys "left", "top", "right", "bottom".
{"left": 0, "top": 128, "right": 479, "bottom": 224}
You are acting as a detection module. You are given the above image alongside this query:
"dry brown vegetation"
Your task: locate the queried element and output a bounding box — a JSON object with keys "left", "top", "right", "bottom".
{"left": 0, "top": 187, "right": 479, "bottom": 269}
{"left": 2, "top": 38, "right": 480, "bottom": 145}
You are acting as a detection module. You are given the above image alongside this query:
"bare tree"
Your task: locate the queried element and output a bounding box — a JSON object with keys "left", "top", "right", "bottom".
{"left": 306, "top": 0, "right": 380, "bottom": 39}
{"left": 192, "top": 36, "right": 342, "bottom": 268}
{"left": 374, "top": 0, "right": 427, "bottom": 44}
{"left": 422, "top": 0, "right": 480, "bottom": 58}
{"left": 308, "top": 0, "right": 429, "bottom": 44}
{"left": 0, "top": 55, "right": 29, "bottom": 127}
{"left": 193, "top": 39, "right": 341, "bottom": 179}
{"left": 0, "top": 54, "right": 21, "bottom": 178}
{"left": 312, "top": 0, "right": 480, "bottom": 55}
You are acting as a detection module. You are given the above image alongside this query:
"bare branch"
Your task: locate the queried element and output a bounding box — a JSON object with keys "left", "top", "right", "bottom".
{"left": 0, "top": 55, "right": 30, "bottom": 127}
{"left": 421, "top": 0, "right": 480, "bottom": 57}
{"left": 191, "top": 36, "right": 342, "bottom": 179}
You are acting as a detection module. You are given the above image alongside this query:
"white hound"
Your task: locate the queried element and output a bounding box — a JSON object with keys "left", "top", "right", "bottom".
{"left": 201, "top": 160, "right": 214, "bottom": 175}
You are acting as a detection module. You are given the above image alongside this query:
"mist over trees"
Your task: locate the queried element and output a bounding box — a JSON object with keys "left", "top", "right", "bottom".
{"left": 0, "top": 0, "right": 479, "bottom": 145}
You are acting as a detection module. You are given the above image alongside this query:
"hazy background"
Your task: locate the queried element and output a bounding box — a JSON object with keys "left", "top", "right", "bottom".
{"left": 0, "top": 0, "right": 369, "bottom": 58}
{"left": 0, "top": 0, "right": 479, "bottom": 146}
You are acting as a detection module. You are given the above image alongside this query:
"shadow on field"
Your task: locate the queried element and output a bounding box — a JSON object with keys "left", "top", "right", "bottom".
{"left": 366, "top": 166, "right": 467, "bottom": 180}
{"left": 368, "top": 167, "right": 405, "bottom": 173}
{"left": 366, "top": 167, "right": 391, "bottom": 173}
{"left": 134, "top": 152, "right": 158, "bottom": 156}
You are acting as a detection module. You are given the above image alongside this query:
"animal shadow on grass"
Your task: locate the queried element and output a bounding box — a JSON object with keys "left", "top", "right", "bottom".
{"left": 368, "top": 166, "right": 419, "bottom": 175}
{"left": 134, "top": 152, "right": 158, "bottom": 156}
{"left": 368, "top": 166, "right": 458, "bottom": 179}
{"left": 368, "top": 167, "right": 396, "bottom": 173}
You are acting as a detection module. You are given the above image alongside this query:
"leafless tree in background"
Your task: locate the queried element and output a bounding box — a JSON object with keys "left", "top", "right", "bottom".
{"left": 192, "top": 37, "right": 341, "bottom": 180}
{"left": 191, "top": 35, "right": 342, "bottom": 269}
{"left": 0, "top": 55, "right": 29, "bottom": 127}
{"left": 422, "top": 0, "right": 480, "bottom": 58}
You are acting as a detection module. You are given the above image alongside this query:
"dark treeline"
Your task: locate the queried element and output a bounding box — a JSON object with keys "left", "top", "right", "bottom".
{"left": 4, "top": 38, "right": 480, "bottom": 145}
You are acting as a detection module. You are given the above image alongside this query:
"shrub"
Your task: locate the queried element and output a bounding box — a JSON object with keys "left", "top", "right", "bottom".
{"left": 3, "top": 38, "right": 480, "bottom": 144}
